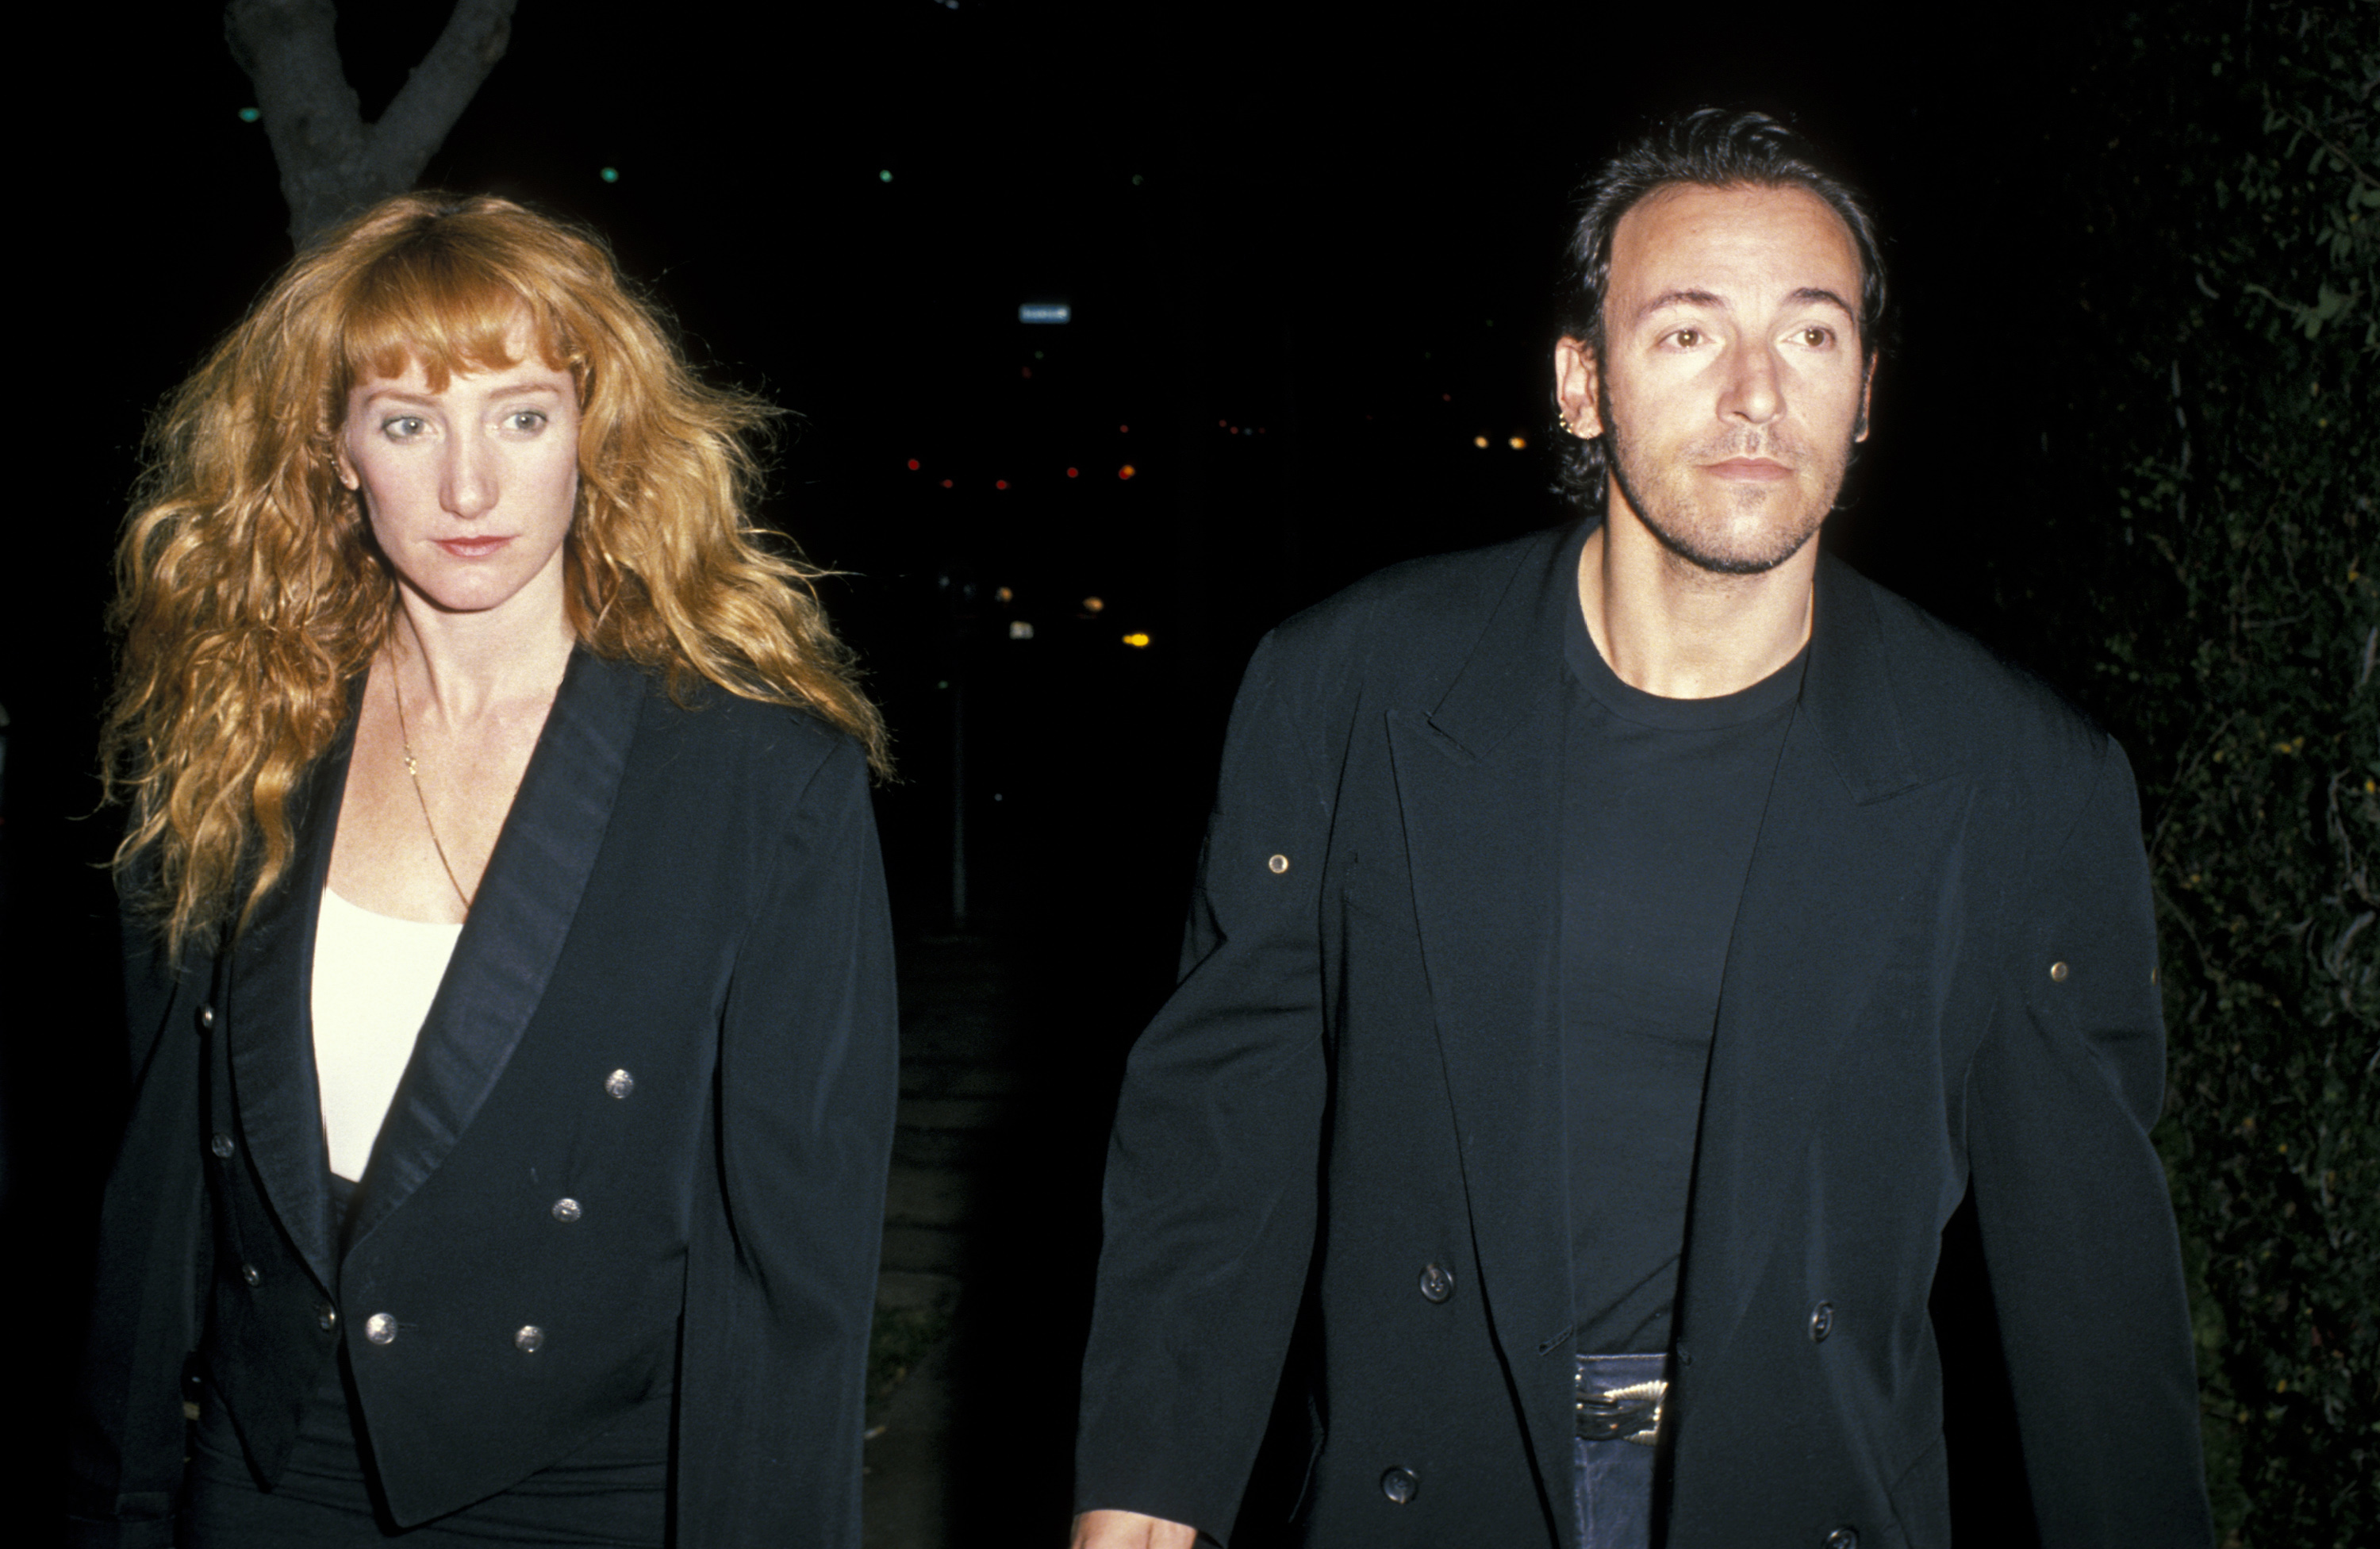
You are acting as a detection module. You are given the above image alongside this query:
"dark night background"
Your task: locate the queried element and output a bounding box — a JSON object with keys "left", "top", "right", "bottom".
{"left": 10, "top": 1, "right": 2366, "bottom": 1542}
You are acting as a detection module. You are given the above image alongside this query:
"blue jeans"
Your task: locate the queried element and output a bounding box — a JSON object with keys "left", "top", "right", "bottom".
{"left": 1572, "top": 1353, "right": 1666, "bottom": 1549}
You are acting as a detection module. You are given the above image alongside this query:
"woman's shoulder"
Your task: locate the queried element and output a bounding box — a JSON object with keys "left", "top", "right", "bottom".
{"left": 619, "top": 659, "right": 868, "bottom": 793}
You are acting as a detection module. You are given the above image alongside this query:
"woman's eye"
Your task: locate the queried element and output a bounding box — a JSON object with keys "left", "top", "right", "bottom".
{"left": 505, "top": 410, "right": 548, "bottom": 432}
{"left": 382, "top": 417, "right": 426, "bottom": 440}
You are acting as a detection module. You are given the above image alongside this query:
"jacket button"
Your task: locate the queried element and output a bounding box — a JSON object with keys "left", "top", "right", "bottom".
{"left": 1267, "top": 853, "right": 1291, "bottom": 874}
{"left": 1379, "top": 1466, "right": 1418, "bottom": 1505}
{"left": 2048, "top": 960, "right": 2070, "bottom": 982}
{"left": 317, "top": 1305, "right": 339, "bottom": 1333}
{"left": 605, "top": 1069, "right": 635, "bottom": 1100}
{"left": 198, "top": 1004, "right": 217, "bottom": 1028}
{"left": 1418, "top": 1262, "right": 1454, "bottom": 1303}
{"left": 516, "top": 1324, "right": 546, "bottom": 1354}
{"left": 242, "top": 1264, "right": 261, "bottom": 1287}
{"left": 366, "top": 1313, "right": 397, "bottom": 1345}
{"left": 1825, "top": 1528, "right": 1859, "bottom": 1549}
{"left": 551, "top": 1197, "right": 582, "bottom": 1223}
{"left": 1810, "top": 1301, "right": 1834, "bottom": 1343}
{"left": 210, "top": 1132, "right": 236, "bottom": 1158}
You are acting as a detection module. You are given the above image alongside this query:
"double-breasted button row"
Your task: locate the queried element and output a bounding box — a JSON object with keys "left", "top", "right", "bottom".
{"left": 350, "top": 1312, "right": 546, "bottom": 1355}
{"left": 1418, "top": 1262, "right": 1455, "bottom": 1303}
{"left": 1809, "top": 1301, "right": 1834, "bottom": 1343}
{"left": 1379, "top": 1466, "right": 1418, "bottom": 1505}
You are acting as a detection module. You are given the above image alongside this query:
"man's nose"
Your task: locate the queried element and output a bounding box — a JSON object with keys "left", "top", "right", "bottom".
{"left": 1722, "top": 341, "right": 1784, "bottom": 425}
{"left": 441, "top": 433, "right": 497, "bottom": 519}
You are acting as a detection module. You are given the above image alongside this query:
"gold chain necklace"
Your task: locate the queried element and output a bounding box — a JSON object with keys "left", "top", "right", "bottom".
{"left": 390, "top": 659, "right": 475, "bottom": 913}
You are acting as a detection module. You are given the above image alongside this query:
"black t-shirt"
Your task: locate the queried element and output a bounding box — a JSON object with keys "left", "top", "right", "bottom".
{"left": 1560, "top": 543, "right": 1804, "bottom": 1356}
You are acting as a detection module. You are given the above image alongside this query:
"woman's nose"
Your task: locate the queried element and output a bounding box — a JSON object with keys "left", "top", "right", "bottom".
{"left": 441, "top": 436, "right": 497, "bottom": 518}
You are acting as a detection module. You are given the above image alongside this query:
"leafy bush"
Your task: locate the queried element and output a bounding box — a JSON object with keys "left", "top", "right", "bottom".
{"left": 2025, "top": 5, "right": 2374, "bottom": 1542}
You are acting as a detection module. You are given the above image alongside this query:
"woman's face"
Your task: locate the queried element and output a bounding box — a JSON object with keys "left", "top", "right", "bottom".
{"left": 336, "top": 326, "right": 582, "bottom": 625}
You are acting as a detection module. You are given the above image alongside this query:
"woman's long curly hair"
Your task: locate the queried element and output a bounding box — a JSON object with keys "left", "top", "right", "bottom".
{"left": 103, "top": 192, "right": 889, "bottom": 959}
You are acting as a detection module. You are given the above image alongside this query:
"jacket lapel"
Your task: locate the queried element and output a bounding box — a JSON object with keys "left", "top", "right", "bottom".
{"left": 1386, "top": 524, "right": 1580, "bottom": 1502}
{"left": 343, "top": 650, "right": 647, "bottom": 1254}
{"left": 1676, "top": 555, "right": 1956, "bottom": 1363}
{"left": 225, "top": 719, "right": 356, "bottom": 1289}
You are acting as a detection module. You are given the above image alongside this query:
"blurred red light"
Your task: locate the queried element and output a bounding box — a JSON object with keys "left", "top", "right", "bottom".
{"left": 1119, "top": 464, "right": 1137, "bottom": 480}
{"left": 1066, "top": 467, "right": 1079, "bottom": 479}
{"left": 996, "top": 479, "right": 1009, "bottom": 490}
{"left": 939, "top": 479, "right": 952, "bottom": 488}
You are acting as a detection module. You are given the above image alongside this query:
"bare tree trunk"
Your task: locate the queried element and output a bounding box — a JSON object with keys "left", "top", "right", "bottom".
{"left": 227, "top": 0, "right": 517, "bottom": 246}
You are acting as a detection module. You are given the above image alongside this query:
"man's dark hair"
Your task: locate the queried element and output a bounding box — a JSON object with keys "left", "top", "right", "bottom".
{"left": 1553, "top": 108, "right": 1889, "bottom": 511}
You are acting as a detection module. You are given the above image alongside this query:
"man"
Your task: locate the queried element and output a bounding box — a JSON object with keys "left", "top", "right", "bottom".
{"left": 1070, "top": 110, "right": 2213, "bottom": 1549}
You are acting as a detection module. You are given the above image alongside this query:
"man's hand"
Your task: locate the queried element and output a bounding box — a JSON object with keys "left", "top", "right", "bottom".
{"left": 1069, "top": 1509, "right": 1201, "bottom": 1548}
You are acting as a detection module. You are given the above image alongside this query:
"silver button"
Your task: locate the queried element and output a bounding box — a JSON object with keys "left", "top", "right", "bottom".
{"left": 210, "top": 1133, "right": 235, "bottom": 1159}
{"left": 1267, "top": 853, "right": 1290, "bottom": 874}
{"left": 198, "top": 1004, "right": 217, "bottom": 1028}
{"left": 1418, "top": 1262, "right": 1454, "bottom": 1303}
{"left": 317, "top": 1305, "right": 339, "bottom": 1333}
{"left": 2048, "top": 960, "right": 2070, "bottom": 982}
{"left": 366, "top": 1313, "right": 397, "bottom": 1345}
{"left": 242, "top": 1264, "right": 261, "bottom": 1286}
{"left": 605, "top": 1069, "right": 635, "bottom": 1100}
{"left": 1380, "top": 1466, "right": 1418, "bottom": 1505}
{"left": 515, "top": 1324, "right": 545, "bottom": 1354}
{"left": 1810, "top": 1301, "right": 1834, "bottom": 1343}
{"left": 551, "top": 1197, "right": 582, "bottom": 1223}
{"left": 1825, "top": 1529, "right": 1860, "bottom": 1549}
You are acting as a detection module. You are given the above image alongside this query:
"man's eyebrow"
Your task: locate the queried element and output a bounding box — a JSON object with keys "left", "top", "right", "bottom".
{"left": 1787, "top": 286, "right": 1858, "bottom": 319}
{"left": 1634, "top": 288, "right": 1725, "bottom": 321}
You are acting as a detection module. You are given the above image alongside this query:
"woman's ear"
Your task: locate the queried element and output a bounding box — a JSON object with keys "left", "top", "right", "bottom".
{"left": 332, "top": 435, "right": 361, "bottom": 493}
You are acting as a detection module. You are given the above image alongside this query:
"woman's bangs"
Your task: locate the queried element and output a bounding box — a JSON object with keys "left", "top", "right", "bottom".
{"left": 339, "top": 246, "right": 570, "bottom": 391}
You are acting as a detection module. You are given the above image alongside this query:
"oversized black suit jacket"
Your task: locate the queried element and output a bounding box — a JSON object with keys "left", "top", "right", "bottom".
{"left": 69, "top": 651, "right": 898, "bottom": 1547}
{"left": 1075, "top": 523, "right": 2213, "bottom": 1548}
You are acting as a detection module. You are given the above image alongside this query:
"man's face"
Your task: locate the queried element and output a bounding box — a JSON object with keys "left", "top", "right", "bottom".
{"left": 1560, "top": 182, "right": 1873, "bottom": 575}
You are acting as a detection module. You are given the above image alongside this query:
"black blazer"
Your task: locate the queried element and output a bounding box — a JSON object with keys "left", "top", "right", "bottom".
{"left": 70, "top": 651, "right": 898, "bottom": 1548}
{"left": 1075, "top": 523, "right": 2213, "bottom": 1548}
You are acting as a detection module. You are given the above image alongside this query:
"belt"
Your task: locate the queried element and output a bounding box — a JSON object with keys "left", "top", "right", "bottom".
{"left": 1575, "top": 1375, "right": 1668, "bottom": 1446}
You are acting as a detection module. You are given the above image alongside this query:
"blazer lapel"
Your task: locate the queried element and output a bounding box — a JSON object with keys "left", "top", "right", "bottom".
{"left": 343, "top": 650, "right": 647, "bottom": 1253}
{"left": 1677, "top": 555, "right": 1959, "bottom": 1363}
{"left": 225, "top": 719, "right": 356, "bottom": 1289}
{"left": 1386, "top": 524, "right": 1580, "bottom": 1501}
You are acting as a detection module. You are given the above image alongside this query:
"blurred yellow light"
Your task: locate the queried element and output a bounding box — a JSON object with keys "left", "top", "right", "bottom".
{"left": 1508, "top": 435, "right": 1527, "bottom": 450}
{"left": 1472, "top": 435, "right": 1489, "bottom": 448}
{"left": 1083, "top": 597, "right": 1106, "bottom": 613}
{"left": 995, "top": 586, "right": 1014, "bottom": 603}
{"left": 1009, "top": 621, "right": 1035, "bottom": 640}
{"left": 1122, "top": 632, "right": 1151, "bottom": 648}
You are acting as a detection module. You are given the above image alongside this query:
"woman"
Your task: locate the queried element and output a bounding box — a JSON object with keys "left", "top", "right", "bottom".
{"left": 70, "top": 193, "right": 897, "bottom": 1547}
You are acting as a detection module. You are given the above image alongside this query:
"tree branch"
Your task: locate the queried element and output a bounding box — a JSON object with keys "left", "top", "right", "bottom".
{"left": 373, "top": 0, "right": 515, "bottom": 185}
{"left": 226, "top": 0, "right": 519, "bottom": 247}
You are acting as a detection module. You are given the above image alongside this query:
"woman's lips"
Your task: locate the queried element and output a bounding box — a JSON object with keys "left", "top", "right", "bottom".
{"left": 436, "top": 536, "right": 512, "bottom": 557}
{"left": 1706, "top": 458, "right": 1792, "bottom": 481}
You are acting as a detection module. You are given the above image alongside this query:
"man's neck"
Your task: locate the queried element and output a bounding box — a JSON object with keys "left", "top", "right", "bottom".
{"left": 1577, "top": 505, "right": 1818, "bottom": 700}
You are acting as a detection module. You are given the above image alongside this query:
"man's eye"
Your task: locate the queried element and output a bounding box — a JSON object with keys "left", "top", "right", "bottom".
{"left": 1673, "top": 328, "right": 1702, "bottom": 348}
{"left": 1798, "top": 327, "right": 1832, "bottom": 348}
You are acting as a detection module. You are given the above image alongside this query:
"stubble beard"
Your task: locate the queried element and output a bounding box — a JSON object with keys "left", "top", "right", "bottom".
{"left": 1599, "top": 376, "right": 1854, "bottom": 578}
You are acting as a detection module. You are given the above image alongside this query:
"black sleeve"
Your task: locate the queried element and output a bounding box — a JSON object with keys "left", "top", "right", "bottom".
{"left": 66, "top": 902, "right": 213, "bottom": 1549}
{"left": 674, "top": 736, "right": 900, "bottom": 1549}
{"left": 1965, "top": 736, "right": 2216, "bottom": 1547}
{"left": 1074, "top": 631, "right": 1334, "bottom": 1538}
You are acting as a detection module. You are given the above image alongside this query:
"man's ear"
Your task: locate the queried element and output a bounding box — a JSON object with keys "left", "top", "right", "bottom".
{"left": 1554, "top": 336, "right": 1603, "bottom": 439}
{"left": 1854, "top": 353, "right": 1877, "bottom": 444}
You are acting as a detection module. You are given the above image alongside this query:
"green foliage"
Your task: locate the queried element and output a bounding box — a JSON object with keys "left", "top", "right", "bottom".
{"left": 2030, "top": 4, "right": 2376, "bottom": 1543}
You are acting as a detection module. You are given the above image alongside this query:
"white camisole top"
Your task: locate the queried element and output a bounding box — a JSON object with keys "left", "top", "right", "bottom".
{"left": 310, "top": 887, "right": 463, "bottom": 1182}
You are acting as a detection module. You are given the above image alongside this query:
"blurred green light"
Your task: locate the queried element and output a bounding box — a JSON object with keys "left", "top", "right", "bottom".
{"left": 238, "top": 107, "right": 260, "bottom": 122}
{"left": 600, "top": 167, "right": 620, "bottom": 183}
{"left": 879, "top": 169, "right": 893, "bottom": 183}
